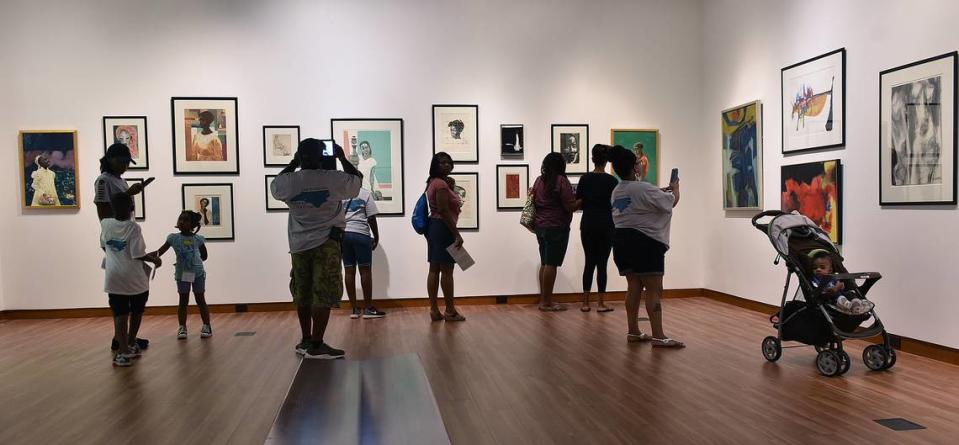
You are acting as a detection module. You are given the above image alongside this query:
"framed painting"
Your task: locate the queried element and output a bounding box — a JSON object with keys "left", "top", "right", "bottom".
{"left": 501, "top": 124, "right": 524, "bottom": 158}
{"left": 171, "top": 97, "right": 239, "bottom": 174}
{"left": 331, "top": 118, "right": 405, "bottom": 215}
{"left": 721, "top": 101, "right": 763, "bottom": 210}
{"left": 103, "top": 116, "right": 148, "bottom": 169}
{"left": 449, "top": 172, "right": 479, "bottom": 230}
{"left": 264, "top": 175, "right": 288, "bottom": 211}
{"left": 125, "top": 178, "right": 146, "bottom": 220}
{"left": 552, "top": 124, "right": 589, "bottom": 175}
{"left": 496, "top": 164, "right": 529, "bottom": 210}
{"left": 781, "top": 159, "right": 842, "bottom": 244}
{"left": 880, "top": 51, "right": 957, "bottom": 206}
{"left": 781, "top": 48, "right": 845, "bottom": 154}
{"left": 181, "top": 183, "right": 235, "bottom": 240}
{"left": 19, "top": 130, "right": 79, "bottom": 209}
{"left": 433, "top": 104, "right": 479, "bottom": 163}
{"left": 611, "top": 128, "right": 659, "bottom": 185}
{"left": 263, "top": 125, "right": 300, "bottom": 167}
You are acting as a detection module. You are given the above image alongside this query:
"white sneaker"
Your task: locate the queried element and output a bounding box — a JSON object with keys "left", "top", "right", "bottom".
{"left": 200, "top": 324, "right": 213, "bottom": 338}
{"left": 177, "top": 326, "right": 188, "bottom": 340}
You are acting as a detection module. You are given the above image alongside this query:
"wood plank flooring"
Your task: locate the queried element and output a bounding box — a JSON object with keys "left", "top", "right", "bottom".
{"left": 1, "top": 298, "right": 958, "bottom": 444}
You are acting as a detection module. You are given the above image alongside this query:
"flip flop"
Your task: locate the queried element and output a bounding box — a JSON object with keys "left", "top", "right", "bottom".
{"left": 538, "top": 304, "right": 567, "bottom": 312}
{"left": 444, "top": 312, "right": 466, "bottom": 322}
{"left": 597, "top": 306, "right": 614, "bottom": 313}
{"left": 430, "top": 311, "right": 444, "bottom": 322}
{"left": 627, "top": 332, "right": 651, "bottom": 343}
{"left": 580, "top": 306, "right": 591, "bottom": 312}
{"left": 651, "top": 337, "right": 686, "bottom": 348}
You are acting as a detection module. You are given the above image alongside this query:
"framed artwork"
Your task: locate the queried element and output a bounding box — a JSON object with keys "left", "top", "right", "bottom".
{"left": 781, "top": 159, "right": 842, "bottom": 244}
{"left": 880, "top": 51, "right": 957, "bottom": 206}
{"left": 781, "top": 48, "right": 845, "bottom": 154}
{"left": 181, "top": 183, "right": 235, "bottom": 240}
{"left": 263, "top": 126, "right": 300, "bottom": 167}
{"left": 103, "top": 116, "right": 148, "bottom": 169}
{"left": 265, "top": 175, "right": 288, "bottom": 211}
{"left": 125, "top": 178, "right": 146, "bottom": 220}
{"left": 496, "top": 164, "right": 529, "bottom": 210}
{"left": 721, "top": 101, "right": 763, "bottom": 210}
{"left": 501, "top": 124, "right": 524, "bottom": 158}
{"left": 331, "top": 118, "right": 405, "bottom": 215}
{"left": 171, "top": 97, "right": 239, "bottom": 174}
{"left": 611, "top": 128, "right": 659, "bottom": 185}
{"left": 552, "top": 124, "right": 589, "bottom": 174}
{"left": 449, "top": 173, "right": 479, "bottom": 230}
{"left": 433, "top": 105, "right": 479, "bottom": 163}
{"left": 19, "top": 130, "right": 79, "bottom": 209}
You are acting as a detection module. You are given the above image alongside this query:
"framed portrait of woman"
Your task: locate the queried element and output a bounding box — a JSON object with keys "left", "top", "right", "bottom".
{"left": 171, "top": 97, "right": 239, "bottom": 175}
{"left": 181, "top": 183, "right": 235, "bottom": 240}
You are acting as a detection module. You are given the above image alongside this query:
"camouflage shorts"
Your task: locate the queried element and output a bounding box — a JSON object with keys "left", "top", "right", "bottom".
{"left": 289, "top": 240, "right": 343, "bottom": 308}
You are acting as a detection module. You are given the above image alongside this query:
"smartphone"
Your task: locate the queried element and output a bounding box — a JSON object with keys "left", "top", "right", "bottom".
{"left": 670, "top": 168, "right": 679, "bottom": 184}
{"left": 322, "top": 142, "right": 334, "bottom": 157}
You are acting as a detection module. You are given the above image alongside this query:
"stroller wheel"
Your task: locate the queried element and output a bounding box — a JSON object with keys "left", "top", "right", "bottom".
{"left": 883, "top": 348, "right": 897, "bottom": 370}
{"left": 816, "top": 350, "right": 842, "bottom": 377}
{"left": 863, "top": 345, "right": 890, "bottom": 371}
{"left": 838, "top": 351, "right": 851, "bottom": 375}
{"left": 762, "top": 336, "right": 782, "bottom": 362}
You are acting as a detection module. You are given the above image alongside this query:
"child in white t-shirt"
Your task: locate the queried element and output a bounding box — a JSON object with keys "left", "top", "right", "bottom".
{"left": 101, "top": 193, "right": 161, "bottom": 367}
{"left": 342, "top": 188, "right": 384, "bottom": 319}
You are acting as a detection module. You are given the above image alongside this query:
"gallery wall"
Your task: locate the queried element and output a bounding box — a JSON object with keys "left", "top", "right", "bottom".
{"left": 0, "top": 0, "right": 707, "bottom": 310}
{"left": 702, "top": 0, "right": 959, "bottom": 348}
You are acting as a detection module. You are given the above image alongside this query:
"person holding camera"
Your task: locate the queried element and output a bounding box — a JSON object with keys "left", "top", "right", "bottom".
{"left": 271, "top": 139, "right": 362, "bottom": 359}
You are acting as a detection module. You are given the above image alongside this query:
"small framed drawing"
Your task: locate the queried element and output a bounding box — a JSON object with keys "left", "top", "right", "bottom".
{"left": 433, "top": 104, "right": 479, "bottom": 163}
{"left": 263, "top": 126, "right": 300, "bottom": 167}
{"left": 781, "top": 159, "right": 842, "bottom": 244}
{"left": 501, "top": 124, "right": 524, "bottom": 158}
{"left": 265, "top": 175, "right": 288, "bottom": 211}
{"left": 103, "top": 116, "right": 148, "bottom": 169}
{"left": 611, "top": 128, "right": 659, "bottom": 185}
{"left": 552, "top": 124, "right": 589, "bottom": 175}
{"left": 721, "top": 101, "right": 763, "bottom": 210}
{"left": 496, "top": 164, "right": 529, "bottom": 210}
{"left": 125, "top": 178, "right": 146, "bottom": 220}
{"left": 182, "top": 183, "right": 235, "bottom": 240}
{"left": 331, "top": 118, "right": 405, "bottom": 215}
{"left": 449, "top": 172, "right": 479, "bottom": 230}
{"left": 19, "top": 130, "right": 80, "bottom": 209}
{"left": 171, "top": 97, "right": 239, "bottom": 174}
{"left": 781, "top": 48, "right": 845, "bottom": 154}
{"left": 880, "top": 51, "right": 957, "bottom": 206}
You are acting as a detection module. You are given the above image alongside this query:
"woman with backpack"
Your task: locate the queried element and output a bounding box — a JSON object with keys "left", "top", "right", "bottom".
{"left": 421, "top": 152, "right": 466, "bottom": 322}
{"left": 532, "top": 153, "right": 582, "bottom": 311}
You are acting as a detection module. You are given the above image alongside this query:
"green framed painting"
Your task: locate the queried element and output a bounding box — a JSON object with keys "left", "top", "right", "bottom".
{"left": 611, "top": 129, "right": 660, "bottom": 185}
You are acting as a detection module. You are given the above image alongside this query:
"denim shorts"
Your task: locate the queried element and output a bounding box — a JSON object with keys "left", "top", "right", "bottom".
{"left": 426, "top": 218, "right": 456, "bottom": 265}
{"left": 536, "top": 227, "right": 570, "bottom": 267}
{"left": 176, "top": 274, "right": 207, "bottom": 294}
{"left": 342, "top": 232, "right": 373, "bottom": 267}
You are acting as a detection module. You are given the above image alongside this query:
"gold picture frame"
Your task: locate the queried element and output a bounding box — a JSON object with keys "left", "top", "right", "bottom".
{"left": 19, "top": 130, "right": 80, "bottom": 209}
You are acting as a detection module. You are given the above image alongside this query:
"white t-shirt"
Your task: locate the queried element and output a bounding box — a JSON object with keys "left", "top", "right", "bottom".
{"left": 611, "top": 180, "right": 675, "bottom": 247}
{"left": 100, "top": 218, "right": 150, "bottom": 295}
{"left": 344, "top": 188, "right": 380, "bottom": 237}
{"left": 93, "top": 172, "right": 129, "bottom": 204}
{"left": 271, "top": 169, "right": 362, "bottom": 253}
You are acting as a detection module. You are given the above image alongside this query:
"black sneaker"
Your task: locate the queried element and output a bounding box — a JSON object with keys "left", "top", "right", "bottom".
{"left": 304, "top": 343, "right": 345, "bottom": 360}
{"left": 112, "top": 337, "right": 149, "bottom": 351}
{"left": 362, "top": 307, "right": 386, "bottom": 319}
{"left": 295, "top": 338, "right": 311, "bottom": 356}
{"left": 350, "top": 308, "right": 362, "bottom": 319}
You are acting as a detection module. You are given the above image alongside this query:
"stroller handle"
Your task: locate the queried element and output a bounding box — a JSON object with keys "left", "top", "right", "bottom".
{"left": 751, "top": 210, "right": 787, "bottom": 233}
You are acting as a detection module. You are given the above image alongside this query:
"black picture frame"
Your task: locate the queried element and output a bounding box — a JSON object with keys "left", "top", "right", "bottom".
{"left": 103, "top": 116, "right": 149, "bottom": 170}
{"left": 263, "top": 125, "right": 301, "bottom": 167}
{"left": 432, "top": 104, "right": 479, "bottom": 163}
{"left": 125, "top": 178, "right": 146, "bottom": 220}
{"left": 264, "top": 175, "right": 288, "bottom": 212}
{"left": 500, "top": 124, "right": 524, "bottom": 158}
{"left": 781, "top": 48, "right": 846, "bottom": 154}
{"left": 551, "top": 124, "right": 590, "bottom": 175}
{"left": 171, "top": 97, "right": 239, "bottom": 175}
{"left": 449, "top": 172, "right": 480, "bottom": 230}
{"left": 330, "top": 118, "right": 406, "bottom": 216}
{"left": 780, "top": 159, "right": 842, "bottom": 244}
{"left": 496, "top": 164, "right": 529, "bottom": 210}
{"left": 879, "top": 51, "right": 958, "bottom": 206}
{"left": 181, "top": 183, "right": 236, "bottom": 241}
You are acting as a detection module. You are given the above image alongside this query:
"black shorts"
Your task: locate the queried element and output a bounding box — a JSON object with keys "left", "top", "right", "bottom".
{"left": 613, "top": 228, "right": 668, "bottom": 276}
{"left": 536, "top": 227, "right": 571, "bottom": 267}
{"left": 108, "top": 292, "right": 149, "bottom": 316}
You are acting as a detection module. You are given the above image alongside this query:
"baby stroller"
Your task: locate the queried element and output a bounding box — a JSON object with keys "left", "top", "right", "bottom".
{"left": 751, "top": 210, "right": 896, "bottom": 376}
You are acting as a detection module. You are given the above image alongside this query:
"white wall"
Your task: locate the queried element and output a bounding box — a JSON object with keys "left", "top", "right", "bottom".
{"left": 0, "top": 0, "right": 706, "bottom": 310}
{"left": 702, "top": 0, "right": 959, "bottom": 348}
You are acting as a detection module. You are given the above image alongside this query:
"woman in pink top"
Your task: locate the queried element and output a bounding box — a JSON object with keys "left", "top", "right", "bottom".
{"left": 532, "top": 153, "right": 582, "bottom": 311}
{"left": 424, "top": 152, "right": 466, "bottom": 322}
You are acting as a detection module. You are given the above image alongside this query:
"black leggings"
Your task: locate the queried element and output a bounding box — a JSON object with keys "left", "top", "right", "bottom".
{"left": 581, "top": 228, "right": 613, "bottom": 293}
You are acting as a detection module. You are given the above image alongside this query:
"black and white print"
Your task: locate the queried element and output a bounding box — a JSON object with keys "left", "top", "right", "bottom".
{"left": 891, "top": 77, "right": 942, "bottom": 186}
{"left": 501, "top": 125, "right": 524, "bottom": 157}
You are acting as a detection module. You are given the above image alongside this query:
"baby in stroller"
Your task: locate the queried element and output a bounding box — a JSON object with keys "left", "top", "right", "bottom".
{"left": 809, "top": 249, "right": 875, "bottom": 315}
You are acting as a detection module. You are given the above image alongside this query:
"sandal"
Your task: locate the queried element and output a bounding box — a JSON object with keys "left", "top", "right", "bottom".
{"left": 597, "top": 306, "right": 614, "bottom": 313}
{"left": 444, "top": 312, "right": 466, "bottom": 322}
{"left": 580, "top": 305, "right": 591, "bottom": 313}
{"left": 430, "top": 310, "right": 444, "bottom": 322}
{"left": 651, "top": 337, "right": 686, "bottom": 348}
{"left": 627, "top": 332, "right": 651, "bottom": 343}
{"left": 538, "top": 304, "right": 567, "bottom": 312}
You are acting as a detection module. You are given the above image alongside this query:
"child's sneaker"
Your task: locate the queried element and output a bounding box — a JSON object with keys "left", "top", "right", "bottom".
{"left": 295, "top": 339, "right": 311, "bottom": 356}
{"left": 200, "top": 325, "right": 213, "bottom": 338}
{"left": 177, "top": 326, "right": 188, "bottom": 340}
{"left": 362, "top": 307, "right": 386, "bottom": 319}
{"left": 304, "top": 343, "right": 345, "bottom": 360}
{"left": 113, "top": 354, "right": 133, "bottom": 367}
{"left": 350, "top": 308, "right": 362, "bottom": 319}
{"left": 125, "top": 344, "right": 142, "bottom": 358}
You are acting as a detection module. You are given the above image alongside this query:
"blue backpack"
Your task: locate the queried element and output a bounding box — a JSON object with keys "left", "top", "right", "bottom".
{"left": 411, "top": 193, "right": 429, "bottom": 235}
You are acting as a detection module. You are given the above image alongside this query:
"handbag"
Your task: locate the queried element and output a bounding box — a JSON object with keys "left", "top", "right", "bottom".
{"left": 519, "top": 190, "right": 537, "bottom": 232}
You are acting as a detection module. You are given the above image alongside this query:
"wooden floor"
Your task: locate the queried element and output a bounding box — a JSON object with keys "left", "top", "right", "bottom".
{"left": 2, "top": 297, "right": 958, "bottom": 445}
